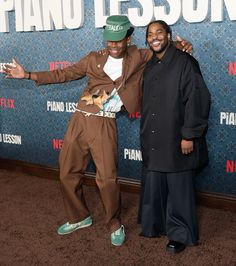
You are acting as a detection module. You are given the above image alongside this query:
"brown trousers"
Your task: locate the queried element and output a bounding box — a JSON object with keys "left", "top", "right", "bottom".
{"left": 59, "top": 112, "right": 121, "bottom": 231}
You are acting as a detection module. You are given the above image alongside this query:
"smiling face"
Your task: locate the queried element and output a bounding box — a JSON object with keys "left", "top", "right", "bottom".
{"left": 146, "top": 22, "right": 170, "bottom": 59}
{"left": 106, "top": 36, "right": 130, "bottom": 59}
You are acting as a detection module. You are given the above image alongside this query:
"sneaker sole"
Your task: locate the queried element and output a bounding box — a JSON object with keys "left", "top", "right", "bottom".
{"left": 111, "top": 242, "right": 124, "bottom": 246}
{"left": 57, "top": 222, "right": 92, "bottom": 235}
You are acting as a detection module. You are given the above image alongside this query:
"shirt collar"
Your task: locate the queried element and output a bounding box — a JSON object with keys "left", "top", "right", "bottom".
{"left": 147, "top": 43, "right": 176, "bottom": 67}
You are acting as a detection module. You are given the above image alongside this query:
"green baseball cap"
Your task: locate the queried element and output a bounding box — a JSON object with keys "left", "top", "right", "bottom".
{"left": 103, "top": 15, "right": 133, "bottom": 41}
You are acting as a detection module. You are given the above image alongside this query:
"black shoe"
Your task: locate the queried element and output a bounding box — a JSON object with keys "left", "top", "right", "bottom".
{"left": 166, "top": 240, "right": 186, "bottom": 254}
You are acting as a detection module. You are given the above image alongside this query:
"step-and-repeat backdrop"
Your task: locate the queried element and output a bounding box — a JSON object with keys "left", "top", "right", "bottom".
{"left": 0, "top": 0, "right": 235, "bottom": 196}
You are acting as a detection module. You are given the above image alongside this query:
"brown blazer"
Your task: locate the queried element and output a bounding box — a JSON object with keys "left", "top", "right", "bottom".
{"left": 34, "top": 45, "right": 152, "bottom": 114}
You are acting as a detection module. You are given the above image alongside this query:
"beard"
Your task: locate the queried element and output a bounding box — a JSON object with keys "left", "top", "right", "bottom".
{"left": 149, "top": 40, "right": 170, "bottom": 55}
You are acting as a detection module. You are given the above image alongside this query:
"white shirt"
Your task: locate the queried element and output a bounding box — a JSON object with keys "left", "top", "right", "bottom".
{"left": 102, "top": 56, "right": 124, "bottom": 112}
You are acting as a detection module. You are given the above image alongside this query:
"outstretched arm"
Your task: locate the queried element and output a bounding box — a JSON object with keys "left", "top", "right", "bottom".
{"left": 1, "top": 54, "right": 90, "bottom": 86}
{"left": 1, "top": 59, "right": 37, "bottom": 80}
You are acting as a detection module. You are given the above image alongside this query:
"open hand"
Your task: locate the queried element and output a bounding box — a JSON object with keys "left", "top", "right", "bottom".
{"left": 1, "top": 59, "right": 26, "bottom": 79}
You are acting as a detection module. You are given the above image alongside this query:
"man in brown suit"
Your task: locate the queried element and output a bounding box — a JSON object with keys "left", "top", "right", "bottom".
{"left": 2, "top": 15, "right": 192, "bottom": 246}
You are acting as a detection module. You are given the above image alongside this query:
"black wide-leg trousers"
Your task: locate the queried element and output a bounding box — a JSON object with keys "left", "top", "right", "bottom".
{"left": 138, "top": 170, "right": 199, "bottom": 246}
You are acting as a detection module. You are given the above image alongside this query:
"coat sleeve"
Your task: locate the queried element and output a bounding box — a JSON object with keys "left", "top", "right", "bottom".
{"left": 180, "top": 55, "right": 211, "bottom": 140}
{"left": 139, "top": 48, "right": 153, "bottom": 63}
{"left": 34, "top": 53, "right": 90, "bottom": 86}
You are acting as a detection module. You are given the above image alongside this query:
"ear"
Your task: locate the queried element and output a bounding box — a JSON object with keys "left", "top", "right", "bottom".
{"left": 127, "top": 36, "right": 131, "bottom": 46}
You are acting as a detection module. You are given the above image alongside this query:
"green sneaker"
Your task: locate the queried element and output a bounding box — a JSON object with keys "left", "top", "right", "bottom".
{"left": 57, "top": 216, "right": 92, "bottom": 235}
{"left": 111, "top": 225, "right": 125, "bottom": 246}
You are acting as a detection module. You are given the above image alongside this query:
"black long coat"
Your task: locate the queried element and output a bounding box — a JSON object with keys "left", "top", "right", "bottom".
{"left": 140, "top": 44, "right": 211, "bottom": 172}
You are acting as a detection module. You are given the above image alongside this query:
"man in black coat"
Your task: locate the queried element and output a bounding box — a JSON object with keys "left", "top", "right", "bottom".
{"left": 138, "top": 20, "right": 211, "bottom": 254}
